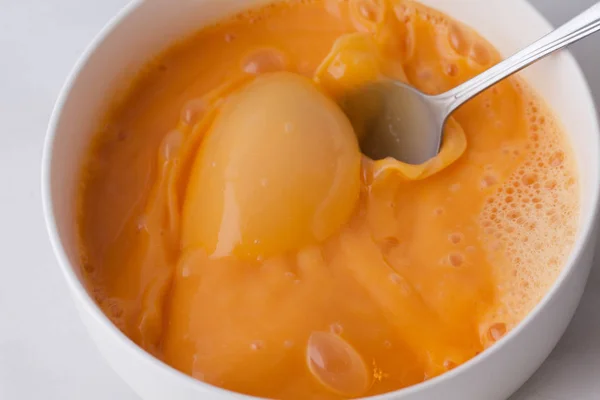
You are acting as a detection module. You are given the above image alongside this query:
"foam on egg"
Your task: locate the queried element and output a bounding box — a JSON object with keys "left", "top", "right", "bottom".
{"left": 479, "top": 93, "right": 579, "bottom": 341}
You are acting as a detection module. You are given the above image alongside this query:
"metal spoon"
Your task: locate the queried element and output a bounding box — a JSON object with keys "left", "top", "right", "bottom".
{"left": 344, "top": 2, "right": 600, "bottom": 165}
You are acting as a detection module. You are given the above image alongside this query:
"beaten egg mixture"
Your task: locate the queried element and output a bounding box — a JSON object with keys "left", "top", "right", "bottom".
{"left": 77, "top": 0, "right": 579, "bottom": 398}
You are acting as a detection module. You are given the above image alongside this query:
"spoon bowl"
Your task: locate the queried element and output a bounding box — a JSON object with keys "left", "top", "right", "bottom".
{"left": 340, "top": 80, "right": 446, "bottom": 165}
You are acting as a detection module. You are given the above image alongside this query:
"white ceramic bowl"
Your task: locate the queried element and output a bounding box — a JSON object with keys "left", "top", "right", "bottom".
{"left": 42, "top": 0, "right": 600, "bottom": 399}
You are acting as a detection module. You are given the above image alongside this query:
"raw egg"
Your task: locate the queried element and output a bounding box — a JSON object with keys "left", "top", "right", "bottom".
{"left": 182, "top": 72, "right": 361, "bottom": 260}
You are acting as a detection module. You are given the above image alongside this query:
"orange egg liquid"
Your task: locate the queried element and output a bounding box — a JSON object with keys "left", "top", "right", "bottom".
{"left": 77, "top": 0, "right": 579, "bottom": 398}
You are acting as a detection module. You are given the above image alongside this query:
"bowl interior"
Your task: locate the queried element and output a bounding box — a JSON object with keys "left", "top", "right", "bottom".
{"left": 43, "top": 0, "right": 599, "bottom": 397}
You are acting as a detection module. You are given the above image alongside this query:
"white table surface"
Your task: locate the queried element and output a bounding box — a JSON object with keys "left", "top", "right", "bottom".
{"left": 0, "top": 0, "right": 598, "bottom": 399}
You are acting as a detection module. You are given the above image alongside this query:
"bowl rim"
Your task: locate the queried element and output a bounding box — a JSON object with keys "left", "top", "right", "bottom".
{"left": 41, "top": 0, "right": 600, "bottom": 399}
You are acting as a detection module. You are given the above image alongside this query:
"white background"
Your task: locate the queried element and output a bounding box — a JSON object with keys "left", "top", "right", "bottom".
{"left": 0, "top": 0, "right": 598, "bottom": 399}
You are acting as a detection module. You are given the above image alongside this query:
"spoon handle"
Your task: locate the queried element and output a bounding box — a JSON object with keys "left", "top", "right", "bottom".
{"left": 438, "top": 2, "right": 600, "bottom": 115}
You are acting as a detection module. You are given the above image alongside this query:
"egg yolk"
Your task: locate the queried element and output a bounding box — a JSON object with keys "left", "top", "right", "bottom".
{"left": 182, "top": 72, "right": 361, "bottom": 260}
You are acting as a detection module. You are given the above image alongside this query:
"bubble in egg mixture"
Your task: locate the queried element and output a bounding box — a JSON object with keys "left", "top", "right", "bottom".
{"left": 242, "top": 48, "right": 289, "bottom": 75}
{"left": 448, "top": 22, "right": 470, "bottom": 56}
{"left": 479, "top": 96, "right": 579, "bottom": 328}
{"left": 306, "top": 332, "right": 371, "bottom": 397}
{"left": 469, "top": 42, "right": 491, "bottom": 66}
